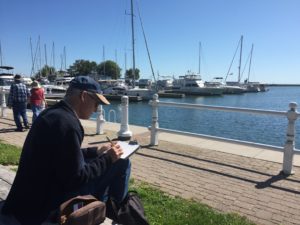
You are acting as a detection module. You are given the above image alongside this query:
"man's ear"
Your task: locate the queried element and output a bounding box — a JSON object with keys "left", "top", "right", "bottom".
{"left": 80, "top": 91, "right": 87, "bottom": 102}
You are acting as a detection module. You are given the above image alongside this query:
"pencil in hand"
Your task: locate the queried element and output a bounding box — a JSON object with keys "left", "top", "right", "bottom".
{"left": 106, "top": 136, "right": 115, "bottom": 147}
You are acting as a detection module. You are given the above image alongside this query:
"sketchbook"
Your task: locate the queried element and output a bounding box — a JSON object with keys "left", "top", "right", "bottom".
{"left": 117, "top": 141, "right": 140, "bottom": 159}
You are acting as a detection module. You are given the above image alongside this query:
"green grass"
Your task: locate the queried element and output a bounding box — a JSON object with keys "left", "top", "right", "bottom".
{"left": 129, "top": 180, "right": 256, "bottom": 225}
{"left": 0, "top": 141, "right": 256, "bottom": 225}
{"left": 0, "top": 141, "right": 21, "bottom": 165}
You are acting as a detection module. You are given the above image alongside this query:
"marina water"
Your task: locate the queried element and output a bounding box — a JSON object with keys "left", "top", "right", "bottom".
{"left": 91, "top": 86, "right": 300, "bottom": 149}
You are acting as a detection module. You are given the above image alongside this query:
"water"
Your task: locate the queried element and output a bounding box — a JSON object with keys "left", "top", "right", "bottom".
{"left": 92, "top": 86, "right": 300, "bottom": 149}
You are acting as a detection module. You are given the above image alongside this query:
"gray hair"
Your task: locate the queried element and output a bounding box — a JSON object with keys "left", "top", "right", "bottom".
{"left": 64, "top": 87, "right": 82, "bottom": 100}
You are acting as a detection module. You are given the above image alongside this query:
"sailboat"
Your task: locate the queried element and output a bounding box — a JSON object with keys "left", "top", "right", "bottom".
{"left": 242, "top": 44, "right": 268, "bottom": 92}
{"left": 121, "top": 0, "right": 156, "bottom": 100}
{"left": 223, "top": 35, "right": 247, "bottom": 94}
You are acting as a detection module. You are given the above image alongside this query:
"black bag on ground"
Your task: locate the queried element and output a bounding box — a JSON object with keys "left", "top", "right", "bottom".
{"left": 106, "top": 191, "right": 150, "bottom": 225}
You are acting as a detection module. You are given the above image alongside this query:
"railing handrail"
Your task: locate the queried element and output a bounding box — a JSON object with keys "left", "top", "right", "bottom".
{"left": 149, "top": 94, "right": 298, "bottom": 175}
{"left": 150, "top": 100, "right": 295, "bottom": 117}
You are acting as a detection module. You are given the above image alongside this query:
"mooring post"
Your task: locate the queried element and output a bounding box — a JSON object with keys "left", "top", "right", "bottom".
{"left": 96, "top": 105, "right": 105, "bottom": 135}
{"left": 150, "top": 94, "right": 159, "bottom": 146}
{"left": 118, "top": 96, "right": 132, "bottom": 140}
{"left": 0, "top": 87, "right": 7, "bottom": 118}
{"left": 282, "top": 102, "right": 298, "bottom": 175}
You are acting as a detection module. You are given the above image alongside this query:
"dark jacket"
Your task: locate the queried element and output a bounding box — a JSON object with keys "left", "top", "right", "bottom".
{"left": 2, "top": 100, "right": 113, "bottom": 225}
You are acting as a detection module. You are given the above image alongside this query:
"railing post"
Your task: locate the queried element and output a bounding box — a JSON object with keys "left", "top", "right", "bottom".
{"left": 1, "top": 87, "right": 7, "bottom": 118}
{"left": 282, "top": 102, "right": 298, "bottom": 175}
{"left": 118, "top": 96, "right": 132, "bottom": 141}
{"left": 96, "top": 105, "right": 105, "bottom": 135}
{"left": 150, "top": 94, "right": 159, "bottom": 146}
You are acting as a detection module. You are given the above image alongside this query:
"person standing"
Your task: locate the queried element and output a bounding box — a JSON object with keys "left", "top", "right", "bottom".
{"left": 7, "top": 74, "right": 30, "bottom": 132}
{"left": 30, "top": 80, "right": 46, "bottom": 123}
{"left": 2, "top": 76, "right": 131, "bottom": 225}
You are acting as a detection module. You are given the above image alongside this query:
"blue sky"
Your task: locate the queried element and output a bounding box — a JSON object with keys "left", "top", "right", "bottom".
{"left": 0, "top": 0, "right": 299, "bottom": 84}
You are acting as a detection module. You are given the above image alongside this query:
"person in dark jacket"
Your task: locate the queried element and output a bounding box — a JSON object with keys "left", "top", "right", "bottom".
{"left": 7, "top": 74, "right": 30, "bottom": 131}
{"left": 2, "top": 76, "right": 131, "bottom": 225}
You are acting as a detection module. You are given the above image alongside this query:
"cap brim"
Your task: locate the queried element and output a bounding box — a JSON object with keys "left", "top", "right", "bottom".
{"left": 95, "top": 93, "right": 110, "bottom": 105}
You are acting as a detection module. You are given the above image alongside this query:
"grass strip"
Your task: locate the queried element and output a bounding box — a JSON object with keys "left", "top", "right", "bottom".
{"left": 130, "top": 180, "right": 256, "bottom": 225}
{"left": 0, "top": 141, "right": 21, "bottom": 165}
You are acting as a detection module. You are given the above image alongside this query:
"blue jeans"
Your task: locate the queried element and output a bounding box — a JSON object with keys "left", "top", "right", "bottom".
{"left": 63, "top": 158, "right": 131, "bottom": 204}
{"left": 31, "top": 104, "right": 42, "bottom": 123}
{"left": 12, "top": 102, "right": 29, "bottom": 129}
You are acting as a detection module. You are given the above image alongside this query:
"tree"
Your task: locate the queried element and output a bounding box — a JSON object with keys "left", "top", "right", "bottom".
{"left": 68, "top": 59, "right": 97, "bottom": 76}
{"left": 34, "top": 65, "right": 56, "bottom": 79}
{"left": 97, "top": 60, "right": 121, "bottom": 79}
{"left": 125, "top": 68, "right": 140, "bottom": 80}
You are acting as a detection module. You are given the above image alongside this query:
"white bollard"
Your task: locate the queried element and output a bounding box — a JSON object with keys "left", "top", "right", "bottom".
{"left": 282, "top": 102, "right": 298, "bottom": 175}
{"left": 117, "top": 96, "right": 132, "bottom": 141}
{"left": 150, "top": 94, "right": 159, "bottom": 146}
{"left": 1, "top": 87, "right": 7, "bottom": 118}
{"left": 96, "top": 105, "right": 105, "bottom": 134}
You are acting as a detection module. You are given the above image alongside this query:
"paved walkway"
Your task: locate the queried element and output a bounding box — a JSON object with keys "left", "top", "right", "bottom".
{"left": 1, "top": 110, "right": 300, "bottom": 225}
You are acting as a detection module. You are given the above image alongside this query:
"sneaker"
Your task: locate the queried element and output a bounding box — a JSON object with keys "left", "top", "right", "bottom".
{"left": 24, "top": 125, "right": 30, "bottom": 129}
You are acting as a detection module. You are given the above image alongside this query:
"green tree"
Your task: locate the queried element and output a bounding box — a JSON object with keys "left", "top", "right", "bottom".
{"left": 97, "top": 60, "right": 121, "bottom": 79}
{"left": 68, "top": 59, "right": 97, "bottom": 76}
{"left": 34, "top": 65, "right": 56, "bottom": 78}
{"left": 125, "top": 68, "right": 140, "bottom": 80}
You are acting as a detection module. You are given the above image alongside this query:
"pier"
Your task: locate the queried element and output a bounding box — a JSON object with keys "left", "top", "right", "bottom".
{"left": 1, "top": 109, "right": 300, "bottom": 225}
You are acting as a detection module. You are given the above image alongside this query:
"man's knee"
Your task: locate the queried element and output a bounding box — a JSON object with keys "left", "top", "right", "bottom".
{"left": 117, "top": 158, "right": 131, "bottom": 171}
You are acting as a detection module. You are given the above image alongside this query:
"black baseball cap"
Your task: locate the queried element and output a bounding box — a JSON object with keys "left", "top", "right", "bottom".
{"left": 69, "top": 76, "right": 110, "bottom": 105}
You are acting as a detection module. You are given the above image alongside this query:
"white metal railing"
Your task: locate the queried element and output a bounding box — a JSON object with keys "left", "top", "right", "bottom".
{"left": 149, "top": 94, "right": 300, "bottom": 175}
{"left": 95, "top": 96, "right": 132, "bottom": 140}
{"left": 0, "top": 87, "right": 9, "bottom": 118}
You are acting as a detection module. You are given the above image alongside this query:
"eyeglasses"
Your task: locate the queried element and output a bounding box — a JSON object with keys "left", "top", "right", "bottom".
{"left": 85, "top": 91, "right": 101, "bottom": 108}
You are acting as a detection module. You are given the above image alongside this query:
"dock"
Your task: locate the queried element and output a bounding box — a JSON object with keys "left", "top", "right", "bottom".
{"left": 1, "top": 110, "right": 300, "bottom": 225}
{"left": 158, "top": 92, "right": 185, "bottom": 98}
{"left": 103, "top": 94, "right": 143, "bottom": 102}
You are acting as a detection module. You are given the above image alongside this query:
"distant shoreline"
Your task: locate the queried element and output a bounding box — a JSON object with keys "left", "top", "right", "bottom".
{"left": 266, "top": 84, "right": 300, "bottom": 87}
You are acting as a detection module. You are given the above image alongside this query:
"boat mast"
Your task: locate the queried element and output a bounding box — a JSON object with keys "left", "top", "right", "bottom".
{"left": 130, "top": 0, "right": 136, "bottom": 87}
{"left": 238, "top": 35, "right": 243, "bottom": 83}
{"left": 0, "top": 41, "right": 3, "bottom": 66}
{"left": 44, "top": 44, "right": 48, "bottom": 76}
{"left": 64, "top": 46, "right": 67, "bottom": 71}
{"left": 247, "top": 44, "right": 254, "bottom": 83}
{"left": 137, "top": 2, "right": 157, "bottom": 86}
{"left": 198, "top": 42, "right": 201, "bottom": 75}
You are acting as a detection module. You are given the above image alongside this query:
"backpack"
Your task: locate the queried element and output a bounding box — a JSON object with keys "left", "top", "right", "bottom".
{"left": 58, "top": 195, "right": 106, "bottom": 225}
{"left": 106, "top": 191, "right": 150, "bottom": 225}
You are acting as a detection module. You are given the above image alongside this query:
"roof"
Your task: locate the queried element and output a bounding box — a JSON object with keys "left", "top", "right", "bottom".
{"left": 0, "top": 66, "right": 14, "bottom": 70}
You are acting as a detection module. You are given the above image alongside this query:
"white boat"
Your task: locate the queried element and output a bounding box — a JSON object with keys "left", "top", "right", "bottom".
{"left": 156, "top": 76, "right": 174, "bottom": 91}
{"left": 124, "top": 87, "right": 156, "bottom": 100}
{"left": 0, "top": 66, "right": 14, "bottom": 92}
{"left": 100, "top": 79, "right": 129, "bottom": 95}
{"left": 42, "top": 76, "right": 74, "bottom": 94}
{"left": 206, "top": 77, "right": 246, "bottom": 94}
{"left": 101, "top": 79, "right": 155, "bottom": 100}
{"left": 172, "top": 73, "right": 223, "bottom": 96}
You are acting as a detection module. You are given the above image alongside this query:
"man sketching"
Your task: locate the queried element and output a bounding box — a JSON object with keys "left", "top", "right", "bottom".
{"left": 2, "top": 76, "right": 131, "bottom": 225}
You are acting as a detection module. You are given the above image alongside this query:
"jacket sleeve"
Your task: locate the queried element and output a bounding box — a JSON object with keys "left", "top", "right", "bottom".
{"left": 53, "top": 127, "right": 113, "bottom": 190}
{"left": 81, "top": 147, "right": 98, "bottom": 159}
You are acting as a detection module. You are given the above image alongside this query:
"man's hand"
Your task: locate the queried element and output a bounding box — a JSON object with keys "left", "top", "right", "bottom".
{"left": 106, "top": 144, "right": 123, "bottom": 163}
{"left": 97, "top": 144, "right": 111, "bottom": 155}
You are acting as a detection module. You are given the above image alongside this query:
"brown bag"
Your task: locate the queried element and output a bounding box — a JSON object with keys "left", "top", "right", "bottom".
{"left": 59, "top": 195, "right": 106, "bottom": 225}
